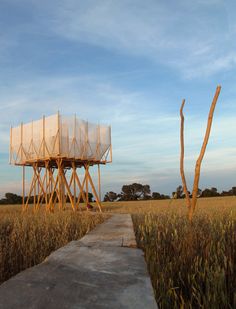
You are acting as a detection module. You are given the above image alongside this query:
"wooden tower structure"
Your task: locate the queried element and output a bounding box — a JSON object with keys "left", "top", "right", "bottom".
{"left": 9, "top": 112, "right": 112, "bottom": 212}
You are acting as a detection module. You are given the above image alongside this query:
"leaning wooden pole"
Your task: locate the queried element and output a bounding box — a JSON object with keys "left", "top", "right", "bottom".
{"left": 180, "top": 99, "right": 191, "bottom": 209}
{"left": 189, "top": 85, "right": 221, "bottom": 220}
{"left": 180, "top": 85, "right": 221, "bottom": 222}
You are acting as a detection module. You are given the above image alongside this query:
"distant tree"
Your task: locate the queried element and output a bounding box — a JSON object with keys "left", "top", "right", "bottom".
{"left": 182, "top": 190, "right": 191, "bottom": 199}
{"left": 119, "top": 183, "right": 151, "bottom": 201}
{"left": 152, "top": 192, "right": 161, "bottom": 200}
{"left": 103, "top": 191, "right": 118, "bottom": 202}
{"left": 152, "top": 192, "right": 170, "bottom": 200}
{"left": 221, "top": 190, "right": 231, "bottom": 197}
{"left": 0, "top": 198, "right": 8, "bottom": 205}
{"left": 211, "top": 187, "right": 218, "bottom": 194}
{"left": 231, "top": 187, "right": 236, "bottom": 195}
{"left": 172, "top": 185, "right": 184, "bottom": 199}
{"left": 142, "top": 185, "right": 151, "bottom": 200}
{"left": 5, "top": 193, "right": 21, "bottom": 204}
{"left": 162, "top": 194, "right": 170, "bottom": 200}
{"left": 0, "top": 193, "right": 22, "bottom": 205}
{"left": 201, "top": 187, "right": 220, "bottom": 198}
{"left": 77, "top": 192, "right": 93, "bottom": 203}
{"left": 197, "top": 188, "right": 202, "bottom": 197}
{"left": 88, "top": 192, "right": 93, "bottom": 203}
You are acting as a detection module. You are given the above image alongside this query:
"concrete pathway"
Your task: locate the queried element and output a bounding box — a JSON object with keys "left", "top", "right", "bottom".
{"left": 0, "top": 214, "right": 157, "bottom": 309}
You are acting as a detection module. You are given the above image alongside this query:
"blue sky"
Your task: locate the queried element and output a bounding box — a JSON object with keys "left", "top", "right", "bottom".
{"left": 1, "top": 0, "right": 236, "bottom": 197}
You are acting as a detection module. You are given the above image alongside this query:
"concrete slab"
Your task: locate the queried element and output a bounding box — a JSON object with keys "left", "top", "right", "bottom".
{"left": 0, "top": 214, "right": 157, "bottom": 309}
{"left": 77, "top": 213, "right": 137, "bottom": 248}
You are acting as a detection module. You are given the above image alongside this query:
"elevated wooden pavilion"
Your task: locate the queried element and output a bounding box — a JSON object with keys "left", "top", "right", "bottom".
{"left": 9, "top": 112, "right": 112, "bottom": 212}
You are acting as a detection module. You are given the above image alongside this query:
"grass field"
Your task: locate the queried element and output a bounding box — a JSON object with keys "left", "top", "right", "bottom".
{"left": 102, "top": 197, "right": 236, "bottom": 308}
{"left": 0, "top": 206, "right": 107, "bottom": 284}
{"left": 102, "top": 196, "right": 236, "bottom": 216}
{"left": 1, "top": 197, "right": 236, "bottom": 308}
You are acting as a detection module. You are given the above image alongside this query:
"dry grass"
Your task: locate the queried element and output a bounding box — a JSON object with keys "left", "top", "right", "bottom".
{"left": 101, "top": 197, "right": 236, "bottom": 308}
{"left": 102, "top": 196, "right": 236, "bottom": 216}
{"left": 1, "top": 197, "right": 236, "bottom": 308}
{"left": 0, "top": 205, "right": 107, "bottom": 284}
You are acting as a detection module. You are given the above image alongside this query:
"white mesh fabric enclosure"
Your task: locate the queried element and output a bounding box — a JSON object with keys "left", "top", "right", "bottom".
{"left": 10, "top": 113, "right": 111, "bottom": 165}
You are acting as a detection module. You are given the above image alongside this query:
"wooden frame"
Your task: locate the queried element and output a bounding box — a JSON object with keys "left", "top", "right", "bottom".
{"left": 22, "top": 160, "right": 103, "bottom": 212}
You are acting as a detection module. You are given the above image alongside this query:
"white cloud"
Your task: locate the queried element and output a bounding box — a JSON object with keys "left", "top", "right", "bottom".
{"left": 34, "top": 0, "right": 235, "bottom": 78}
{"left": 1, "top": 0, "right": 235, "bottom": 78}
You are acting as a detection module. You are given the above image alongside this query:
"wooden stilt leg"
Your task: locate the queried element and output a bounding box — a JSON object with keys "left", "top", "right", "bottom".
{"left": 87, "top": 168, "right": 102, "bottom": 212}
{"left": 85, "top": 165, "right": 89, "bottom": 210}
{"left": 74, "top": 172, "right": 86, "bottom": 203}
{"left": 73, "top": 162, "right": 77, "bottom": 210}
{"left": 33, "top": 164, "right": 36, "bottom": 210}
{"left": 98, "top": 164, "right": 101, "bottom": 203}
{"left": 45, "top": 162, "right": 48, "bottom": 210}
{"left": 22, "top": 166, "right": 25, "bottom": 212}
{"left": 60, "top": 170, "right": 76, "bottom": 211}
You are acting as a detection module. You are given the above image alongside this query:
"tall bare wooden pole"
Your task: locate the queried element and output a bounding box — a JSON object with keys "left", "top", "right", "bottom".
{"left": 179, "top": 85, "right": 221, "bottom": 221}
{"left": 190, "top": 85, "right": 221, "bottom": 220}
{"left": 180, "top": 99, "right": 191, "bottom": 209}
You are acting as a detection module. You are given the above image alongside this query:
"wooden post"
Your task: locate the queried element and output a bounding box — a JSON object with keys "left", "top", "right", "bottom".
{"left": 57, "top": 159, "right": 63, "bottom": 210}
{"left": 45, "top": 161, "right": 48, "bottom": 209}
{"left": 180, "top": 99, "right": 191, "bottom": 209}
{"left": 48, "top": 173, "right": 59, "bottom": 210}
{"left": 98, "top": 164, "right": 101, "bottom": 203}
{"left": 60, "top": 170, "right": 76, "bottom": 211}
{"left": 22, "top": 165, "right": 25, "bottom": 211}
{"left": 85, "top": 164, "right": 89, "bottom": 209}
{"left": 190, "top": 86, "right": 221, "bottom": 220}
{"left": 73, "top": 162, "right": 76, "bottom": 209}
{"left": 25, "top": 169, "right": 38, "bottom": 211}
{"left": 74, "top": 171, "right": 87, "bottom": 206}
{"left": 87, "top": 168, "right": 102, "bottom": 212}
{"left": 33, "top": 164, "right": 36, "bottom": 210}
{"left": 179, "top": 86, "right": 221, "bottom": 221}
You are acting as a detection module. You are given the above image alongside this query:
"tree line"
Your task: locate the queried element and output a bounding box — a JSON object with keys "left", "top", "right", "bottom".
{"left": 104, "top": 183, "right": 236, "bottom": 202}
{"left": 0, "top": 192, "right": 94, "bottom": 205}
{"left": 1, "top": 183, "right": 236, "bottom": 205}
{"left": 104, "top": 183, "right": 169, "bottom": 202}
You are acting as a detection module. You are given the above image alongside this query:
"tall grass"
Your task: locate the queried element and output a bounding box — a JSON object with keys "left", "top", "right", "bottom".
{"left": 1, "top": 198, "right": 236, "bottom": 308}
{"left": 102, "top": 197, "right": 236, "bottom": 307}
{"left": 0, "top": 206, "right": 107, "bottom": 284}
{"left": 133, "top": 211, "right": 236, "bottom": 308}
